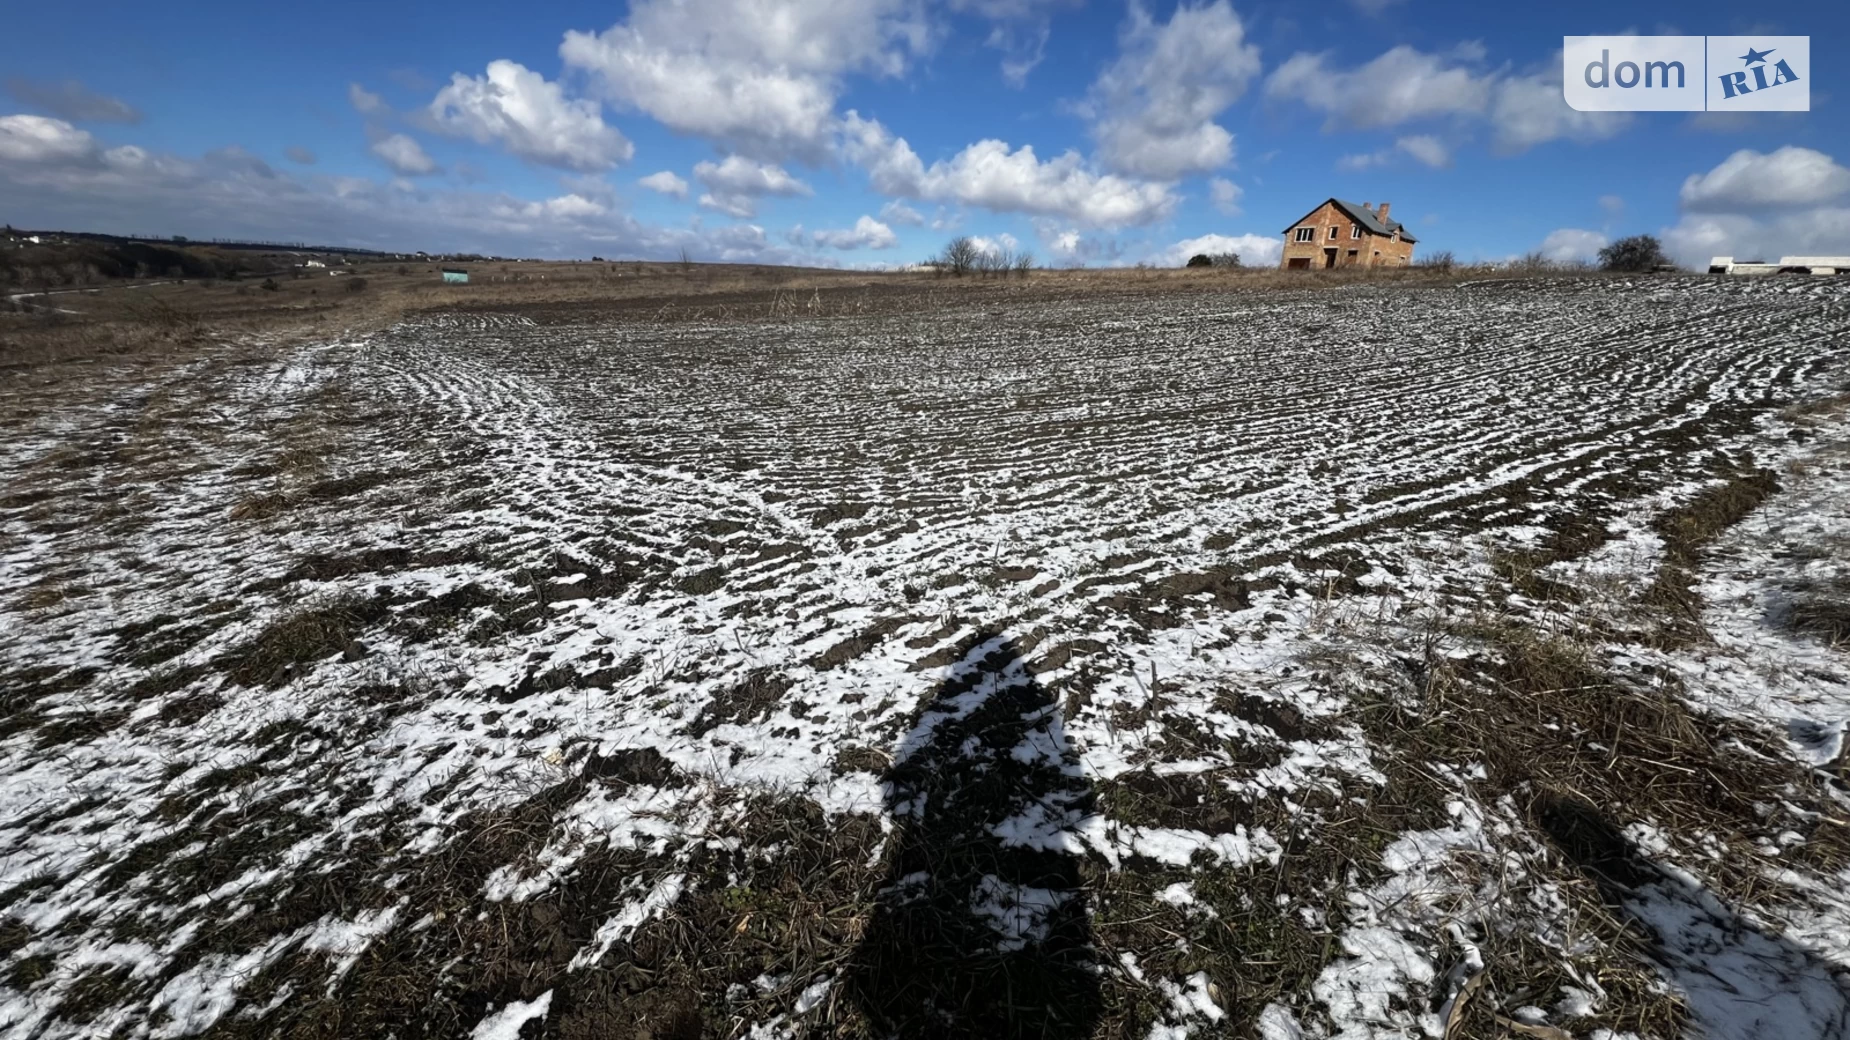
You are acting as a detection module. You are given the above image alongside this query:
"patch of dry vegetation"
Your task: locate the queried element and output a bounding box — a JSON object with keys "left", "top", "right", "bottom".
{"left": 1640, "top": 465, "right": 1782, "bottom": 646}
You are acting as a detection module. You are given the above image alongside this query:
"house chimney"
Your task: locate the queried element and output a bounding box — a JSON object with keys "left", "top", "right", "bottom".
{"left": 1377, "top": 202, "right": 1391, "bottom": 220}
{"left": 1361, "top": 201, "right": 1371, "bottom": 211}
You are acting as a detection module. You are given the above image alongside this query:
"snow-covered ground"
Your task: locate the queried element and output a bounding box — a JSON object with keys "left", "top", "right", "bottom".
{"left": 3, "top": 276, "right": 1850, "bottom": 1039}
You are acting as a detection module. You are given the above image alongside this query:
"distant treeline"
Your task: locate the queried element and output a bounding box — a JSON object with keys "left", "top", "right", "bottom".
{"left": 0, "top": 240, "right": 281, "bottom": 288}
{"left": 52, "top": 230, "right": 391, "bottom": 256}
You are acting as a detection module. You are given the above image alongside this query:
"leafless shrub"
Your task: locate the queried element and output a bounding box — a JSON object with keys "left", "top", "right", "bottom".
{"left": 975, "top": 246, "right": 1015, "bottom": 278}
{"left": 1510, "top": 251, "right": 1556, "bottom": 273}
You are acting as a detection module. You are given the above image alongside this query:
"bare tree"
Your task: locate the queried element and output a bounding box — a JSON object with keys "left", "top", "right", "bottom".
{"left": 1013, "top": 251, "right": 1034, "bottom": 278}
{"left": 937, "top": 237, "right": 981, "bottom": 277}
{"left": 975, "top": 246, "right": 1009, "bottom": 278}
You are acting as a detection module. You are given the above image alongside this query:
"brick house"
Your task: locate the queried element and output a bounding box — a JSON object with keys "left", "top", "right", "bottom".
{"left": 1279, "top": 199, "right": 1416, "bottom": 269}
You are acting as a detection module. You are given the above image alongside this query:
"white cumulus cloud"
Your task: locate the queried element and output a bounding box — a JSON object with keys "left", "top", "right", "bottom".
{"left": 813, "top": 214, "right": 897, "bottom": 249}
{"left": 1154, "top": 231, "right": 1281, "bottom": 268}
{"left": 560, "top": 0, "right": 930, "bottom": 162}
{"left": 370, "top": 132, "right": 439, "bottom": 176}
{"left": 694, "top": 155, "right": 813, "bottom": 218}
{"left": 1265, "top": 45, "right": 1491, "bottom": 130}
{"left": 841, "top": 113, "right": 1177, "bottom": 227}
{"left": 0, "top": 114, "right": 96, "bottom": 163}
{"left": 1266, "top": 44, "right": 1627, "bottom": 155}
{"left": 429, "top": 60, "right": 633, "bottom": 171}
{"left": 1086, "top": 0, "right": 1260, "bottom": 180}
{"left": 638, "top": 170, "right": 689, "bottom": 198}
{"left": 1539, "top": 228, "right": 1607, "bottom": 263}
{"left": 1486, "top": 64, "right": 1629, "bottom": 154}
{"left": 969, "top": 232, "right": 1020, "bottom": 257}
{"left": 1678, "top": 146, "right": 1850, "bottom": 211}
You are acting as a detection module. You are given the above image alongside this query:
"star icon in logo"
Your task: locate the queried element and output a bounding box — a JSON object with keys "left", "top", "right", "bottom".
{"left": 1739, "top": 46, "right": 1775, "bottom": 66}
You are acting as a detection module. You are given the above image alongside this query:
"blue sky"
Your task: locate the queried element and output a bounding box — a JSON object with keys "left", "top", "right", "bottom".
{"left": 1, "top": 0, "right": 1845, "bottom": 267}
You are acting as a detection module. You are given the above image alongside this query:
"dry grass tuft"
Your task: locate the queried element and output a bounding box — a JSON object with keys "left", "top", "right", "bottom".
{"left": 1785, "top": 580, "right": 1850, "bottom": 649}
{"left": 1455, "top": 619, "right": 1843, "bottom": 879}
{"left": 1316, "top": 596, "right": 1850, "bottom": 1035}
{"left": 228, "top": 490, "right": 291, "bottom": 521}
{"left": 221, "top": 594, "right": 386, "bottom": 687}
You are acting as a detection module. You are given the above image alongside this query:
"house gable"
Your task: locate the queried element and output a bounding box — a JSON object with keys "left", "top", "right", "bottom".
{"left": 1278, "top": 198, "right": 1417, "bottom": 269}
{"left": 1280, "top": 198, "right": 1416, "bottom": 243}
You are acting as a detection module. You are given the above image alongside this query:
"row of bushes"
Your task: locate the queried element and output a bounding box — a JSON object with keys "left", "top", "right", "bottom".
{"left": 931, "top": 237, "right": 1033, "bottom": 278}
{"left": 1415, "top": 236, "right": 1673, "bottom": 275}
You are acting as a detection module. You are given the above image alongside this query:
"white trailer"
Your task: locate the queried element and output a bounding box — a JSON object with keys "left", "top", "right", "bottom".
{"left": 1775, "top": 256, "right": 1849, "bottom": 275}
{"left": 1710, "top": 255, "right": 1848, "bottom": 275}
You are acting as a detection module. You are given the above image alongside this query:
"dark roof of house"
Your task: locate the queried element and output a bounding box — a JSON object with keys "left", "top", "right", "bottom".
{"left": 1282, "top": 198, "right": 1418, "bottom": 243}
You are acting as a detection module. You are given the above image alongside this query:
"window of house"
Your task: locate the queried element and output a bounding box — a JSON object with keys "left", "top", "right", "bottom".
{"left": 1351, "top": 225, "right": 1362, "bottom": 239}
{"left": 1328, "top": 226, "right": 1339, "bottom": 240}
{"left": 1295, "top": 227, "right": 1315, "bottom": 242}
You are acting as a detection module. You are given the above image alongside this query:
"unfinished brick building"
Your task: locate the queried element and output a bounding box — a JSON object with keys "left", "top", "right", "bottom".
{"left": 1279, "top": 199, "right": 1416, "bottom": 269}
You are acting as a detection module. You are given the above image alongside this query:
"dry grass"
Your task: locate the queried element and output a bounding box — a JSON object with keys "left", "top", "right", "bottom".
{"left": 1639, "top": 466, "right": 1780, "bottom": 646}
{"left": 1462, "top": 620, "right": 1843, "bottom": 879}
{"left": 1788, "top": 581, "right": 1850, "bottom": 648}
{"left": 1306, "top": 429, "right": 1850, "bottom": 1032}
{"left": 1313, "top": 620, "right": 1829, "bottom": 1038}
{"left": 220, "top": 594, "right": 386, "bottom": 687}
